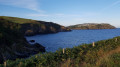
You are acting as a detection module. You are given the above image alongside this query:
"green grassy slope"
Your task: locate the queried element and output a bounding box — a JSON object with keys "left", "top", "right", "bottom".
{"left": 0, "top": 16, "right": 36, "bottom": 24}
{"left": 1, "top": 36, "right": 120, "bottom": 67}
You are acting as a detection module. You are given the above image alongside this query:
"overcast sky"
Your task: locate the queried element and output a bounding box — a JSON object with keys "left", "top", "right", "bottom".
{"left": 0, "top": 0, "right": 120, "bottom": 27}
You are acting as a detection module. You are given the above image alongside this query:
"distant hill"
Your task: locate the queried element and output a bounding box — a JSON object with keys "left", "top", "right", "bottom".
{"left": 67, "top": 23, "right": 116, "bottom": 30}
{"left": 0, "top": 16, "right": 71, "bottom": 36}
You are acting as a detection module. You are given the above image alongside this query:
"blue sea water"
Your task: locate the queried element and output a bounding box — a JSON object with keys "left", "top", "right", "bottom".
{"left": 26, "top": 28, "right": 120, "bottom": 52}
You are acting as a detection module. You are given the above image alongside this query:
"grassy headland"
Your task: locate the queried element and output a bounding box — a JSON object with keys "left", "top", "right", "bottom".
{"left": 0, "top": 16, "right": 71, "bottom": 36}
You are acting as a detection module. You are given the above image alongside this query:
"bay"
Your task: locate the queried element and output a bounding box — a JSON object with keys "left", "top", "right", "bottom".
{"left": 26, "top": 28, "right": 120, "bottom": 52}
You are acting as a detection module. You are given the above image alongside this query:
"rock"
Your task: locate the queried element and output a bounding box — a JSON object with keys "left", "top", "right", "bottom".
{"left": 25, "top": 30, "right": 34, "bottom": 36}
{"left": 32, "top": 43, "right": 46, "bottom": 52}
{"left": 29, "top": 40, "right": 35, "bottom": 43}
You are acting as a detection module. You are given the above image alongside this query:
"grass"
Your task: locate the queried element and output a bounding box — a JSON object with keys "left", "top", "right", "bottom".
{"left": 0, "top": 16, "right": 37, "bottom": 24}
{"left": 0, "top": 36, "right": 120, "bottom": 67}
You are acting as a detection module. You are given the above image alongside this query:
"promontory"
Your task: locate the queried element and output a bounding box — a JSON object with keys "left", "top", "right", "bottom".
{"left": 67, "top": 23, "right": 116, "bottom": 30}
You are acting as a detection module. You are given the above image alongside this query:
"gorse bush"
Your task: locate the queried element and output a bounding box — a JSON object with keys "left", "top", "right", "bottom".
{"left": 0, "top": 36, "right": 120, "bottom": 67}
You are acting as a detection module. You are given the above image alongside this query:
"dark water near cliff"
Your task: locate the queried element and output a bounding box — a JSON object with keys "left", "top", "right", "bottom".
{"left": 26, "top": 28, "right": 120, "bottom": 52}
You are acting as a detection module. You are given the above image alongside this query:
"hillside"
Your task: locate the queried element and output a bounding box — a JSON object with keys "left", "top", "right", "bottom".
{"left": 0, "top": 16, "right": 71, "bottom": 36}
{"left": 68, "top": 23, "right": 116, "bottom": 30}
{"left": 1, "top": 36, "right": 120, "bottom": 67}
{"left": 0, "top": 19, "right": 45, "bottom": 63}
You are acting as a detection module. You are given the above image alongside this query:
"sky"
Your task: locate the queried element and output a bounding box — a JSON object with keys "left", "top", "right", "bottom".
{"left": 0, "top": 0, "right": 120, "bottom": 27}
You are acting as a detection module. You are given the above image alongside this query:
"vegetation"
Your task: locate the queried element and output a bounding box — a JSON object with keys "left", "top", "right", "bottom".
{"left": 0, "top": 16, "right": 36, "bottom": 24}
{"left": 0, "top": 16, "right": 45, "bottom": 63}
{"left": 0, "top": 18, "right": 22, "bottom": 45}
{"left": 0, "top": 36, "right": 120, "bottom": 67}
{"left": 68, "top": 23, "right": 116, "bottom": 30}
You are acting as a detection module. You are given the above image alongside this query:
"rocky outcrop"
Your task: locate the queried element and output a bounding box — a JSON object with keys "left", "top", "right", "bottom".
{"left": 68, "top": 23, "right": 116, "bottom": 30}
{"left": 32, "top": 43, "right": 45, "bottom": 52}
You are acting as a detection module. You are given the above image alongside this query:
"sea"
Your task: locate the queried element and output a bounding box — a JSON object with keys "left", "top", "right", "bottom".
{"left": 26, "top": 28, "right": 120, "bottom": 52}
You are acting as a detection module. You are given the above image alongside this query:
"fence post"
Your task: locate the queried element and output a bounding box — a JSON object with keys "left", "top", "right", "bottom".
{"left": 19, "top": 62, "right": 22, "bottom": 67}
{"left": 63, "top": 48, "right": 65, "bottom": 54}
{"left": 92, "top": 42, "right": 95, "bottom": 47}
{"left": 4, "top": 61, "right": 6, "bottom": 67}
{"left": 115, "top": 38, "right": 117, "bottom": 42}
{"left": 3, "top": 56, "right": 6, "bottom": 67}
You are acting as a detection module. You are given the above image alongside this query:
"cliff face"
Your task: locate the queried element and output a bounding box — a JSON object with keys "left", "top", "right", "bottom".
{"left": 0, "top": 16, "right": 71, "bottom": 36}
{"left": 0, "top": 18, "right": 45, "bottom": 63}
{"left": 68, "top": 23, "right": 116, "bottom": 30}
{"left": 21, "top": 22, "right": 70, "bottom": 36}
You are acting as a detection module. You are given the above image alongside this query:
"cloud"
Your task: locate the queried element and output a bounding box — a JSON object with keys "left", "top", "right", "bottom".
{"left": 0, "top": 0, "right": 43, "bottom": 12}
{"left": 54, "top": 14, "right": 65, "bottom": 16}
{"left": 28, "top": 14, "right": 49, "bottom": 17}
{"left": 27, "top": 13, "right": 79, "bottom": 17}
{"left": 28, "top": 13, "right": 65, "bottom": 17}
{"left": 111, "top": 0, "right": 120, "bottom": 7}
{"left": 102, "top": 0, "right": 120, "bottom": 11}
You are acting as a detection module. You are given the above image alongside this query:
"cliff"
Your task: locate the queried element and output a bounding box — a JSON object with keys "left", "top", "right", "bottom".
{"left": 0, "top": 16, "right": 71, "bottom": 36}
{"left": 67, "top": 23, "right": 116, "bottom": 30}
